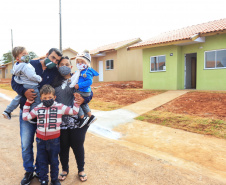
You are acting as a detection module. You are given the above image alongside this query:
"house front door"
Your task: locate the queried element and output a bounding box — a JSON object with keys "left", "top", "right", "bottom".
{"left": 98, "top": 61, "right": 103, "bottom": 81}
{"left": 184, "top": 53, "right": 197, "bottom": 89}
{"left": 191, "top": 57, "right": 196, "bottom": 88}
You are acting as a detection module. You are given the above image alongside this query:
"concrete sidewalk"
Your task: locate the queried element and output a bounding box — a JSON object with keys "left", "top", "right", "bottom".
{"left": 122, "top": 90, "right": 188, "bottom": 115}
{"left": 90, "top": 90, "right": 189, "bottom": 135}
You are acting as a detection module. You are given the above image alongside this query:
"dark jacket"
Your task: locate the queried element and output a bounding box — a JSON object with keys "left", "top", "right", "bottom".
{"left": 11, "top": 60, "right": 93, "bottom": 110}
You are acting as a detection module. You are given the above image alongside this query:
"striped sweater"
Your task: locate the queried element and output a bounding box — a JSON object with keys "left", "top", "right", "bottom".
{"left": 22, "top": 101, "right": 79, "bottom": 140}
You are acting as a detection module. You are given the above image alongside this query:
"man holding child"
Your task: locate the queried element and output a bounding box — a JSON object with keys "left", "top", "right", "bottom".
{"left": 10, "top": 47, "right": 87, "bottom": 185}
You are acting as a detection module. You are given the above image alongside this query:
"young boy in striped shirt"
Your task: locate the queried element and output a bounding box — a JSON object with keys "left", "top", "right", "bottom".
{"left": 22, "top": 84, "right": 79, "bottom": 185}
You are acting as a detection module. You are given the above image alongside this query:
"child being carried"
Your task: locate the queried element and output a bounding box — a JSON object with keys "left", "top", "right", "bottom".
{"left": 2, "top": 46, "right": 42, "bottom": 121}
{"left": 70, "top": 50, "right": 99, "bottom": 128}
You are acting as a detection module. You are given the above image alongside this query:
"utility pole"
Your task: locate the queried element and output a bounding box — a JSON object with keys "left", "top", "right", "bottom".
{"left": 59, "top": 0, "right": 62, "bottom": 52}
{"left": 11, "top": 29, "right": 14, "bottom": 66}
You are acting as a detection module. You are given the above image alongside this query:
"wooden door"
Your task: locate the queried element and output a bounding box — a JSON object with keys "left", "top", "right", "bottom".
{"left": 191, "top": 57, "right": 196, "bottom": 88}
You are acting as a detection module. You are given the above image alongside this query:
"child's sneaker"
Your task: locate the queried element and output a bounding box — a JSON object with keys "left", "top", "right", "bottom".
{"left": 41, "top": 180, "right": 48, "bottom": 185}
{"left": 2, "top": 111, "right": 11, "bottom": 120}
{"left": 78, "top": 116, "right": 89, "bottom": 128}
{"left": 87, "top": 115, "right": 97, "bottom": 126}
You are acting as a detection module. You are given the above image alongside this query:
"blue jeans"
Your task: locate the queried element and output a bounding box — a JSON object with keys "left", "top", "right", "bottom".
{"left": 5, "top": 94, "right": 21, "bottom": 113}
{"left": 36, "top": 137, "right": 60, "bottom": 182}
{"left": 6, "top": 84, "right": 40, "bottom": 113}
{"left": 19, "top": 110, "right": 39, "bottom": 173}
{"left": 78, "top": 103, "right": 91, "bottom": 117}
{"left": 77, "top": 90, "right": 91, "bottom": 117}
{"left": 23, "top": 84, "right": 40, "bottom": 111}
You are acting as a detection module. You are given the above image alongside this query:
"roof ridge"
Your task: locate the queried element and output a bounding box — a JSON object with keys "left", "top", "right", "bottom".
{"left": 129, "top": 18, "right": 226, "bottom": 49}
{"left": 90, "top": 38, "right": 141, "bottom": 54}
{"left": 157, "top": 18, "right": 226, "bottom": 36}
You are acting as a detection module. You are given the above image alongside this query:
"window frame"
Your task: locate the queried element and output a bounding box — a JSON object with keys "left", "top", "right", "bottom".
{"left": 204, "top": 49, "right": 226, "bottom": 69}
{"left": 150, "top": 55, "right": 166, "bottom": 72}
{"left": 105, "top": 59, "right": 114, "bottom": 70}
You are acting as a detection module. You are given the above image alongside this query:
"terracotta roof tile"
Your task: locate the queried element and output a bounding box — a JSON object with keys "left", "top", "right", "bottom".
{"left": 129, "top": 18, "right": 226, "bottom": 49}
{"left": 90, "top": 38, "right": 141, "bottom": 54}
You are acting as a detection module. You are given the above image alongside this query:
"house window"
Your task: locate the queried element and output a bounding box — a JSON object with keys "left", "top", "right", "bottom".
{"left": 150, "top": 55, "right": 166, "bottom": 72}
{"left": 5, "top": 69, "right": 8, "bottom": 74}
{"left": 205, "top": 49, "right": 226, "bottom": 69}
{"left": 106, "top": 60, "right": 114, "bottom": 70}
{"left": 0, "top": 69, "right": 1, "bottom": 74}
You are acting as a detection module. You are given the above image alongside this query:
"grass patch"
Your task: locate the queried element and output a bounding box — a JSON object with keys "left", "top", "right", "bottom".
{"left": 0, "top": 84, "right": 13, "bottom": 91}
{"left": 89, "top": 99, "right": 122, "bottom": 111}
{"left": 135, "top": 110, "right": 226, "bottom": 139}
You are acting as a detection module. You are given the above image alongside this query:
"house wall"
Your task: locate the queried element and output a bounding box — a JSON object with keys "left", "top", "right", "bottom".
{"left": 4, "top": 63, "right": 13, "bottom": 79}
{"left": 143, "top": 34, "right": 226, "bottom": 90}
{"left": 143, "top": 45, "right": 180, "bottom": 90}
{"left": 117, "top": 47, "right": 143, "bottom": 81}
{"left": 91, "top": 57, "right": 99, "bottom": 82}
{"left": 93, "top": 51, "right": 118, "bottom": 82}
{"left": 0, "top": 69, "right": 4, "bottom": 79}
{"left": 63, "top": 50, "right": 77, "bottom": 59}
{"left": 181, "top": 34, "right": 226, "bottom": 90}
{"left": 63, "top": 51, "right": 77, "bottom": 72}
{"left": 176, "top": 46, "right": 183, "bottom": 89}
{"left": 70, "top": 59, "right": 78, "bottom": 73}
{"left": 92, "top": 47, "right": 143, "bottom": 83}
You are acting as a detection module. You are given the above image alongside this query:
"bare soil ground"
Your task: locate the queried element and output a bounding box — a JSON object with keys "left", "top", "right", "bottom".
{"left": 92, "top": 81, "right": 164, "bottom": 106}
{"left": 92, "top": 81, "right": 226, "bottom": 121}
{"left": 156, "top": 91, "right": 226, "bottom": 120}
{"left": 5, "top": 78, "right": 226, "bottom": 121}
{"left": 1, "top": 80, "right": 226, "bottom": 184}
{"left": 1, "top": 93, "right": 225, "bottom": 185}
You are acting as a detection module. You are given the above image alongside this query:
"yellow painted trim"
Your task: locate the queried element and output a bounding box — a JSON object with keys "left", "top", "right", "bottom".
{"left": 115, "top": 38, "right": 142, "bottom": 50}
{"left": 90, "top": 38, "right": 142, "bottom": 54}
{"left": 190, "top": 34, "right": 199, "bottom": 41}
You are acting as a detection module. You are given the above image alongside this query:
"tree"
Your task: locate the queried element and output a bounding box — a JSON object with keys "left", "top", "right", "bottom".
{"left": 2, "top": 51, "right": 13, "bottom": 64}
{"left": 29, "top": 51, "right": 38, "bottom": 59}
{"left": 1, "top": 50, "right": 38, "bottom": 64}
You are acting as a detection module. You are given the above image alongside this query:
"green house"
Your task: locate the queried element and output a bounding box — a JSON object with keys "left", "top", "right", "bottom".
{"left": 129, "top": 18, "right": 226, "bottom": 90}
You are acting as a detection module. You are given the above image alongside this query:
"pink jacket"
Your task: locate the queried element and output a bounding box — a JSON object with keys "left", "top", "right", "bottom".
{"left": 23, "top": 101, "right": 79, "bottom": 140}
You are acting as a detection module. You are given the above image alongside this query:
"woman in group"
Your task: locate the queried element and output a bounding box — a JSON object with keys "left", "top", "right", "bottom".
{"left": 52, "top": 56, "right": 92, "bottom": 182}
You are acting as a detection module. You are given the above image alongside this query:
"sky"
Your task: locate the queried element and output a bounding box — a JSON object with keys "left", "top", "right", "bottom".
{"left": 0, "top": 0, "right": 225, "bottom": 59}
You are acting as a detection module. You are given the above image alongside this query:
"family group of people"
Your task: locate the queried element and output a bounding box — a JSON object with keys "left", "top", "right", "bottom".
{"left": 2, "top": 47, "right": 99, "bottom": 185}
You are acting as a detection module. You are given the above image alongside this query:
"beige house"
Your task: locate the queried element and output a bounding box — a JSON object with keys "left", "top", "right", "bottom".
{"left": 1, "top": 41, "right": 143, "bottom": 82}
{"left": 71, "top": 38, "right": 143, "bottom": 82}
{"left": 63, "top": 47, "right": 78, "bottom": 58}
{"left": 62, "top": 48, "right": 78, "bottom": 72}
{"left": 0, "top": 62, "right": 13, "bottom": 79}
